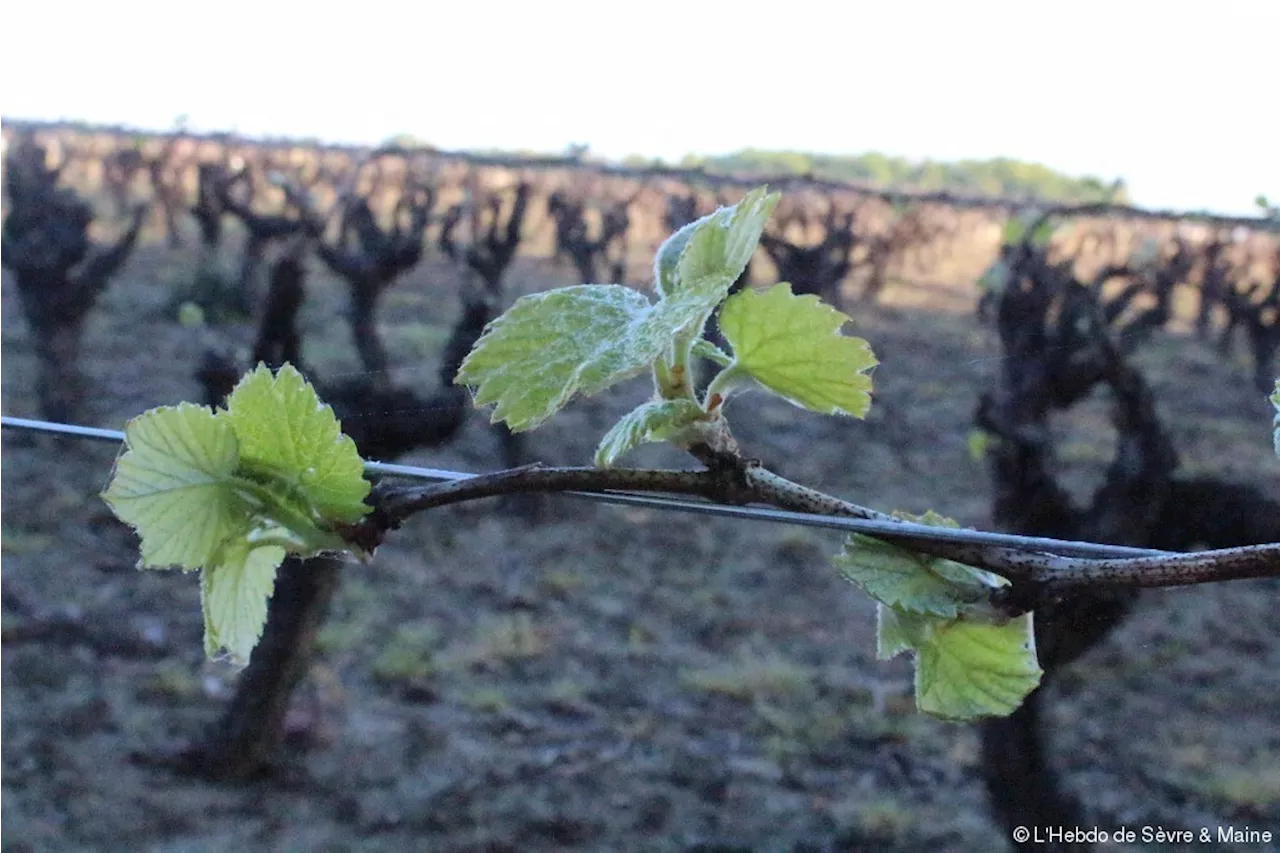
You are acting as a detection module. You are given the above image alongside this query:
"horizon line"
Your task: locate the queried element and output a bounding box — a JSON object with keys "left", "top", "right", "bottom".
{"left": 3, "top": 115, "right": 1275, "bottom": 229}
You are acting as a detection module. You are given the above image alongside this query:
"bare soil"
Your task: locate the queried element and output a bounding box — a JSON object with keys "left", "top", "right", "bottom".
{"left": 3, "top": 240, "right": 1279, "bottom": 853}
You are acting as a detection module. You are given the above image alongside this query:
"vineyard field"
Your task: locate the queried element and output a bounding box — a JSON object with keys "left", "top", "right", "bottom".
{"left": 4, "top": 223, "right": 1280, "bottom": 852}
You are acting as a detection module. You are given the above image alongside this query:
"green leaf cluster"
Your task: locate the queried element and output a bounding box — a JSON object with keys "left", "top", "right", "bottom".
{"left": 456, "top": 186, "right": 878, "bottom": 467}
{"left": 833, "top": 511, "right": 1042, "bottom": 720}
{"left": 102, "top": 364, "right": 370, "bottom": 665}
{"left": 456, "top": 185, "right": 1048, "bottom": 721}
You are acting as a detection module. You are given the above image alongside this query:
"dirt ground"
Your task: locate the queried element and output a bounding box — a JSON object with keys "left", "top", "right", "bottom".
{"left": 3, "top": 235, "right": 1279, "bottom": 853}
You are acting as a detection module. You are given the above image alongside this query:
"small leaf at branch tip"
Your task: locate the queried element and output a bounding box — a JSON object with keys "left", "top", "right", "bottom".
{"left": 103, "top": 362, "right": 372, "bottom": 665}
{"left": 677, "top": 187, "right": 779, "bottom": 293}
{"left": 460, "top": 187, "right": 782, "bottom": 431}
{"left": 655, "top": 186, "right": 779, "bottom": 299}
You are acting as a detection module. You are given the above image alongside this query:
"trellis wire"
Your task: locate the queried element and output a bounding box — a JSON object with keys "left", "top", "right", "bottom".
{"left": 1, "top": 414, "right": 1174, "bottom": 560}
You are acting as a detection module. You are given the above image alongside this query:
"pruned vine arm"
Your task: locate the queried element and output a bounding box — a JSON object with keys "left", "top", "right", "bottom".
{"left": 348, "top": 456, "right": 1280, "bottom": 611}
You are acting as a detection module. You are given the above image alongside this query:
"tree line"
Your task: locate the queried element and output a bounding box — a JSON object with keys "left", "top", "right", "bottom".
{"left": 675, "top": 148, "right": 1128, "bottom": 203}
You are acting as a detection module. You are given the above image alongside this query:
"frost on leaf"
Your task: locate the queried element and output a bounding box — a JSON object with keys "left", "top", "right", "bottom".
{"left": 692, "top": 338, "right": 732, "bottom": 367}
{"left": 457, "top": 277, "right": 739, "bottom": 432}
{"left": 456, "top": 285, "right": 655, "bottom": 431}
{"left": 595, "top": 399, "right": 706, "bottom": 467}
{"left": 675, "top": 187, "right": 778, "bottom": 294}
{"left": 654, "top": 219, "right": 702, "bottom": 298}
{"left": 654, "top": 186, "right": 779, "bottom": 297}
{"left": 458, "top": 187, "right": 782, "bottom": 432}
{"left": 717, "top": 283, "right": 877, "bottom": 416}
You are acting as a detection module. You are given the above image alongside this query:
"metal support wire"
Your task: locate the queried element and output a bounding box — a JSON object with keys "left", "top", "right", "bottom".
{"left": 1, "top": 414, "right": 1173, "bottom": 560}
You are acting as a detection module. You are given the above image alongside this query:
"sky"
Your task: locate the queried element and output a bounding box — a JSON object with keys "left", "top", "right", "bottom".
{"left": 2, "top": 0, "right": 1276, "bottom": 214}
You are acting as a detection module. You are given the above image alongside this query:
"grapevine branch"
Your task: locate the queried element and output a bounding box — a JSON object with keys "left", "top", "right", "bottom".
{"left": 348, "top": 451, "right": 1280, "bottom": 612}
{"left": 5, "top": 413, "right": 1269, "bottom": 605}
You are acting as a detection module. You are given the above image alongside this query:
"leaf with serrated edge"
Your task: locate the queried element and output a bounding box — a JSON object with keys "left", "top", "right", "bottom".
{"left": 102, "top": 402, "right": 246, "bottom": 570}
{"left": 677, "top": 187, "right": 778, "bottom": 292}
{"left": 201, "top": 541, "right": 285, "bottom": 665}
{"left": 223, "top": 364, "right": 370, "bottom": 524}
{"left": 595, "top": 399, "right": 706, "bottom": 467}
{"left": 458, "top": 276, "right": 735, "bottom": 432}
{"left": 654, "top": 187, "right": 778, "bottom": 299}
{"left": 718, "top": 283, "right": 877, "bottom": 417}
{"left": 460, "top": 190, "right": 781, "bottom": 431}
{"left": 915, "top": 614, "right": 1042, "bottom": 720}
{"left": 457, "top": 285, "right": 652, "bottom": 431}
{"left": 644, "top": 268, "right": 738, "bottom": 352}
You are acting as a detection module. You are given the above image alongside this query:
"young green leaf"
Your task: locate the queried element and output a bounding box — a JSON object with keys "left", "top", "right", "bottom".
{"left": 456, "top": 285, "right": 656, "bottom": 431}
{"left": 458, "top": 270, "right": 743, "bottom": 431}
{"left": 103, "top": 365, "right": 374, "bottom": 667}
{"left": 653, "top": 187, "right": 779, "bottom": 298}
{"left": 644, "top": 262, "right": 743, "bottom": 355}
{"left": 595, "top": 399, "right": 706, "bottom": 467}
{"left": 460, "top": 188, "right": 783, "bottom": 430}
{"left": 914, "top": 613, "right": 1042, "bottom": 720}
{"left": 876, "top": 603, "right": 1041, "bottom": 720}
{"left": 676, "top": 187, "right": 778, "bottom": 292}
{"left": 716, "top": 283, "right": 877, "bottom": 416}
{"left": 654, "top": 218, "right": 702, "bottom": 297}
{"left": 834, "top": 530, "right": 1003, "bottom": 619}
{"left": 102, "top": 402, "right": 246, "bottom": 570}
{"left": 223, "top": 363, "right": 370, "bottom": 524}
{"left": 201, "top": 541, "right": 286, "bottom": 665}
